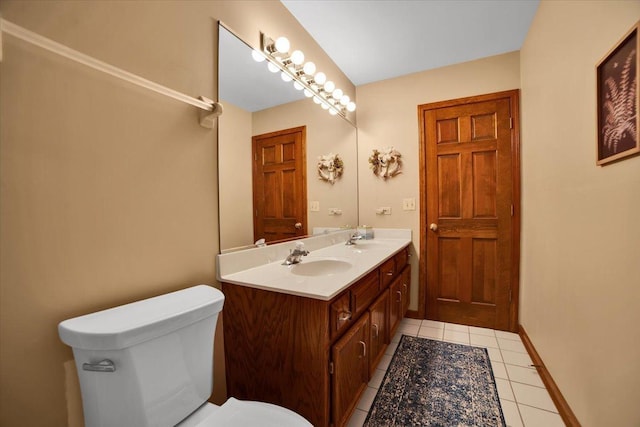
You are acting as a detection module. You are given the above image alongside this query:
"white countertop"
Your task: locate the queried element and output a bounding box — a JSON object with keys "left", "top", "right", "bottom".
{"left": 216, "top": 229, "right": 411, "bottom": 301}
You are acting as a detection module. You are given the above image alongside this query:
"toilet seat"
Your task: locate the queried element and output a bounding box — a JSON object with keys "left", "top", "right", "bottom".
{"left": 177, "top": 398, "right": 312, "bottom": 427}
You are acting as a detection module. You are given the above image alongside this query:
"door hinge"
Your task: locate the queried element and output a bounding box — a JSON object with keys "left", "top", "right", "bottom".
{"left": 511, "top": 204, "right": 514, "bottom": 216}
{"left": 329, "top": 362, "right": 334, "bottom": 375}
{"left": 509, "top": 117, "right": 513, "bottom": 129}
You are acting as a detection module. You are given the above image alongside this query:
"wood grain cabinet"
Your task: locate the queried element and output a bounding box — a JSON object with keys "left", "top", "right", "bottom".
{"left": 222, "top": 244, "right": 410, "bottom": 427}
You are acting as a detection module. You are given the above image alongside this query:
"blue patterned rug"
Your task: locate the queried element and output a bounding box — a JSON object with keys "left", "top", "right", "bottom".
{"left": 364, "top": 335, "right": 506, "bottom": 427}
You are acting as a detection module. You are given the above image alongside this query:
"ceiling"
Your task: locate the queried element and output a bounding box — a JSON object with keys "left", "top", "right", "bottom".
{"left": 281, "top": 0, "right": 539, "bottom": 86}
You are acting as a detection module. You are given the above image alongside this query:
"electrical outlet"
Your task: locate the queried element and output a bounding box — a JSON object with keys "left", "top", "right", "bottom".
{"left": 310, "top": 201, "right": 320, "bottom": 212}
{"left": 402, "top": 198, "right": 416, "bottom": 211}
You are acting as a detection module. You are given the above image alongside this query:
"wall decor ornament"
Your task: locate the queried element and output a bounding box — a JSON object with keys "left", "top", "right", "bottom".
{"left": 596, "top": 20, "right": 639, "bottom": 166}
{"left": 369, "top": 147, "right": 403, "bottom": 179}
{"left": 317, "top": 153, "right": 343, "bottom": 184}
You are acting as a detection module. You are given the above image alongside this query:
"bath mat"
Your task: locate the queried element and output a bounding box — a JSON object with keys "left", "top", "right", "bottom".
{"left": 364, "top": 335, "right": 506, "bottom": 427}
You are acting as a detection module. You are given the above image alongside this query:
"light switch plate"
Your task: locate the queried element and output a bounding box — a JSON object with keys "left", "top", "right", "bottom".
{"left": 310, "top": 201, "right": 320, "bottom": 212}
{"left": 402, "top": 198, "right": 416, "bottom": 211}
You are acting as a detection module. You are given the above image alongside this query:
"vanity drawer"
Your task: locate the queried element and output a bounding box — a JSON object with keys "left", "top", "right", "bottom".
{"left": 351, "top": 270, "right": 380, "bottom": 317}
{"left": 330, "top": 291, "right": 353, "bottom": 339}
{"left": 395, "top": 248, "right": 408, "bottom": 271}
{"left": 379, "top": 257, "right": 396, "bottom": 289}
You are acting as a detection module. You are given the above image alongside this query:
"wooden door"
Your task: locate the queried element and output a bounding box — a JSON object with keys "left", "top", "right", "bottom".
{"left": 419, "top": 90, "right": 520, "bottom": 331}
{"left": 252, "top": 126, "right": 307, "bottom": 243}
{"left": 332, "top": 312, "right": 369, "bottom": 427}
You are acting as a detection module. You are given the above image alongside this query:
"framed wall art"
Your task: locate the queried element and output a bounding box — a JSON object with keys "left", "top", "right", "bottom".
{"left": 596, "top": 20, "right": 639, "bottom": 166}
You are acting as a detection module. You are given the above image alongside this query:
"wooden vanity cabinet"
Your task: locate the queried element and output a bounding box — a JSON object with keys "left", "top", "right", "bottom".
{"left": 222, "top": 244, "right": 410, "bottom": 427}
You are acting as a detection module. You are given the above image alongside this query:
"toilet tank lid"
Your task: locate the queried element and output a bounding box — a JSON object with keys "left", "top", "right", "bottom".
{"left": 58, "top": 285, "right": 224, "bottom": 351}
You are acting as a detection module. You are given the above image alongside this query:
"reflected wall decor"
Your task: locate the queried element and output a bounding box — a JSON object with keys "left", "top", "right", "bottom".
{"left": 596, "top": 20, "right": 639, "bottom": 166}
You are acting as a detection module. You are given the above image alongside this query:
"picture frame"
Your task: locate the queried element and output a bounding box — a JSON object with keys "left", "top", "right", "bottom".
{"left": 596, "top": 20, "right": 639, "bottom": 166}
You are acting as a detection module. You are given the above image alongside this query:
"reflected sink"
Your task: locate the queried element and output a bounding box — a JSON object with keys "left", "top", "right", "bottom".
{"left": 290, "top": 259, "right": 353, "bottom": 277}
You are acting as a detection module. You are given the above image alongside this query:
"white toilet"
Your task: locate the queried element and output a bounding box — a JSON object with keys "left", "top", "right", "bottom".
{"left": 58, "top": 285, "right": 312, "bottom": 427}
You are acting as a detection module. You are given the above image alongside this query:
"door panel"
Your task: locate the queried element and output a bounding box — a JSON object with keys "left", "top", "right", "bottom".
{"left": 419, "top": 91, "right": 519, "bottom": 331}
{"left": 253, "top": 126, "right": 307, "bottom": 243}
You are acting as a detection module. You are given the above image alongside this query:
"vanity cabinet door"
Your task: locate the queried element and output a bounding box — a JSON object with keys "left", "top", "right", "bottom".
{"left": 332, "top": 312, "right": 369, "bottom": 427}
{"left": 401, "top": 266, "right": 411, "bottom": 316}
{"left": 389, "top": 275, "right": 403, "bottom": 339}
{"left": 369, "top": 291, "right": 388, "bottom": 376}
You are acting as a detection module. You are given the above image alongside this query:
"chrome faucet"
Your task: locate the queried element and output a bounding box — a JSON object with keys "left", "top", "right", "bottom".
{"left": 345, "top": 232, "right": 364, "bottom": 246}
{"left": 282, "top": 242, "right": 310, "bottom": 265}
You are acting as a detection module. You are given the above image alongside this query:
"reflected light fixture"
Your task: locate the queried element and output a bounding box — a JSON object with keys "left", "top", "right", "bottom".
{"left": 253, "top": 32, "right": 356, "bottom": 118}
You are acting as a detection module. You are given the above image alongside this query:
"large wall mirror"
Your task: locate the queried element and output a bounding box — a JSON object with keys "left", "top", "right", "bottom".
{"left": 218, "top": 23, "right": 358, "bottom": 252}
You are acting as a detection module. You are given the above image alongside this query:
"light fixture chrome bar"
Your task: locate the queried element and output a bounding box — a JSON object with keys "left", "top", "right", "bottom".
{"left": 259, "top": 32, "right": 354, "bottom": 118}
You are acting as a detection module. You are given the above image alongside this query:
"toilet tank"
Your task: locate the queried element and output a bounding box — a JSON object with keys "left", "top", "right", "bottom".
{"left": 58, "top": 285, "right": 225, "bottom": 427}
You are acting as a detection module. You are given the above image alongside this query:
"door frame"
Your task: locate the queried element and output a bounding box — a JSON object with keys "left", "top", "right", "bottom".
{"left": 417, "top": 89, "right": 521, "bottom": 331}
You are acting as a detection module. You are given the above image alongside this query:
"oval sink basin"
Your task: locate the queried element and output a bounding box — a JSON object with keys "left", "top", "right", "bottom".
{"left": 290, "top": 259, "right": 353, "bottom": 277}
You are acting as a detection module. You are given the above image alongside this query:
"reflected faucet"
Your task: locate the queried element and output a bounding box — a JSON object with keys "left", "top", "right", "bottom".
{"left": 282, "top": 242, "right": 310, "bottom": 265}
{"left": 345, "top": 232, "right": 363, "bottom": 246}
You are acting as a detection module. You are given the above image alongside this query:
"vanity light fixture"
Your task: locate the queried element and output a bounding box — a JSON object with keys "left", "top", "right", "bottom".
{"left": 252, "top": 33, "right": 356, "bottom": 118}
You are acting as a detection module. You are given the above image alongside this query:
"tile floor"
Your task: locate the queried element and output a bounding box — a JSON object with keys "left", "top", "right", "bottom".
{"left": 346, "top": 318, "right": 566, "bottom": 427}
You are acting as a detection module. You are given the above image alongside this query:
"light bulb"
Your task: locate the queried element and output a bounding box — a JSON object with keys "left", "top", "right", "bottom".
{"left": 281, "top": 72, "right": 292, "bottom": 82}
{"left": 321, "top": 103, "right": 329, "bottom": 110}
{"left": 267, "top": 62, "right": 279, "bottom": 73}
{"left": 314, "top": 72, "right": 326, "bottom": 85}
{"left": 340, "top": 95, "right": 350, "bottom": 106}
{"left": 324, "top": 80, "right": 335, "bottom": 93}
{"left": 275, "top": 37, "right": 290, "bottom": 54}
{"left": 251, "top": 50, "right": 266, "bottom": 62}
{"left": 303, "top": 89, "right": 313, "bottom": 98}
{"left": 290, "top": 50, "right": 305, "bottom": 65}
{"left": 303, "top": 61, "right": 316, "bottom": 76}
{"left": 332, "top": 88, "right": 343, "bottom": 100}
{"left": 329, "top": 108, "right": 338, "bottom": 116}
{"left": 293, "top": 81, "right": 304, "bottom": 90}
{"left": 313, "top": 96, "right": 322, "bottom": 104}
{"left": 347, "top": 102, "right": 356, "bottom": 112}
{"left": 328, "top": 98, "right": 336, "bottom": 105}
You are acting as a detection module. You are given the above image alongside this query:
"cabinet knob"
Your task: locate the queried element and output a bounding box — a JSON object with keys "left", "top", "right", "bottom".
{"left": 372, "top": 323, "right": 379, "bottom": 338}
{"left": 294, "top": 222, "right": 303, "bottom": 229}
{"left": 396, "top": 290, "right": 402, "bottom": 303}
{"left": 430, "top": 223, "right": 439, "bottom": 232}
{"left": 338, "top": 311, "right": 352, "bottom": 322}
{"left": 386, "top": 270, "right": 394, "bottom": 276}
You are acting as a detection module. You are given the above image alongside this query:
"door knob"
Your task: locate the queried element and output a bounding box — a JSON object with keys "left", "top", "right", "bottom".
{"left": 429, "top": 223, "right": 438, "bottom": 231}
{"left": 294, "top": 222, "right": 302, "bottom": 229}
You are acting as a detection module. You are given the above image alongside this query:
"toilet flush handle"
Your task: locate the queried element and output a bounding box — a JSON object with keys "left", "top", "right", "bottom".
{"left": 83, "top": 359, "right": 116, "bottom": 373}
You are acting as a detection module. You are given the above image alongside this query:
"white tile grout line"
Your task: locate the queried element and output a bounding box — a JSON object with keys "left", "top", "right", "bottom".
{"left": 350, "top": 321, "right": 557, "bottom": 426}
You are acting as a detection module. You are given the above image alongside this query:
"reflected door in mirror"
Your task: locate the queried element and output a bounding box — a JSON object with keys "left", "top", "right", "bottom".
{"left": 253, "top": 126, "right": 307, "bottom": 243}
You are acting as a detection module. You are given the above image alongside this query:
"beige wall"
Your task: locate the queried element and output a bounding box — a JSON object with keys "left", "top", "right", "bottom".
{"left": 520, "top": 2, "right": 640, "bottom": 426}
{"left": 0, "top": 1, "right": 352, "bottom": 426}
{"left": 356, "top": 51, "right": 521, "bottom": 311}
